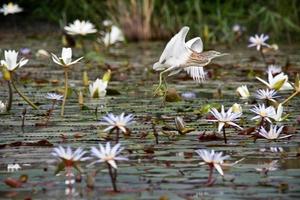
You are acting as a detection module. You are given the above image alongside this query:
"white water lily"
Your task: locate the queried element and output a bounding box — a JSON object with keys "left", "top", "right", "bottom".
{"left": 51, "top": 48, "right": 83, "bottom": 67}
{"left": 64, "top": 20, "right": 97, "bottom": 36}
{"left": 100, "top": 113, "right": 134, "bottom": 133}
{"left": 0, "top": 100, "right": 6, "bottom": 113}
{"left": 236, "top": 85, "right": 250, "bottom": 99}
{"left": 153, "top": 26, "right": 226, "bottom": 85}
{"left": 256, "top": 72, "right": 293, "bottom": 91}
{"left": 259, "top": 125, "right": 291, "bottom": 140}
{"left": 89, "top": 142, "right": 128, "bottom": 169}
{"left": 102, "top": 25, "right": 125, "bottom": 46}
{"left": 89, "top": 78, "right": 108, "bottom": 98}
{"left": 0, "top": 50, "right": 28, "bottom": 71}
{"left": 0, "top": 2, "right": 22, "bottom": 15}
{"left": 248, "top": 34, "right": 270, "bottom": 51}
{"left": 45, "top": 93, "right": 63, "bottom": 101}
{"left": 250, "top": 104, "right": 276, "bottom": 123}
{"left": 267, "top": 65, "right": 282, "bottom": 75}
{"left": 195, "top": 149, "right": 230, "bottom": 176}
{"left": 209, "top": 105, "right": 242, "bottom": 132}
{"left": 231, "top": 103, "right": 242, "bottom": 114}
{"left": 52, "top": 146, "right": 89, "bottom": 166}
{"left": 270, "top": 103, "right": 284, "bottom": 122}
{"left": 255, "top": 89, "right": 279, "bottom": 101}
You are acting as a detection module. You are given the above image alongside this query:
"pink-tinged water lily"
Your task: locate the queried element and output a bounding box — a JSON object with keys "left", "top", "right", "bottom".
{"left": 256, "top": 72, "right": 293, "bottom": 91}
{"left": 89, "top": 142, "right": 128, "bottom": 169}
{"left": 51, "top": 48, "right": 83, "bottom": 67}
{"left": 64, "top": 20, "right": 97, "bottom": 36}
{"left": 248, "top": 34, "right": 270, "bottom": 51}
{"left": 0, "top": 50, "right": 28, "bottom": 71}
{"left": 209, "top": 105, "right": 242, "bottom": 132}
{"left": 0, "top": 2, "right": 22, "bottom": 15}
{"left": 195, "top": 149, "right": 230, "bottom": 176}
{"left": 258, "top": 125, "right": 291, "bottom": 140}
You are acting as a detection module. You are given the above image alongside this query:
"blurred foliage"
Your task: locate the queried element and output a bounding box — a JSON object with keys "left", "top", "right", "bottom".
{"left": 2, "top": 0, "right": 300, "bottom": 43}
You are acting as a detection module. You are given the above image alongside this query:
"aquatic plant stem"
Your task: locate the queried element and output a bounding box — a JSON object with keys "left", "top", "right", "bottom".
{"left": 45, "top": 100, "right": 56, "bottom": 124}
{"left": 259, "top": 48, "right": 267, "bottom": 67}
{"left": 11, "top": 78, "right": 38, "bottom": 110}
{"left": 282, "top": 91, "right": 299, "bottom": 105}
{"left": 222, "top": 127, "right": 227, "bottom": 144}
{"left": 207, "top": 164, "right": 214, "bottom": 183}
{"left": 107, "top": 163, "right": 118, "bottom": 192}
{"left": 6, "top": 80, "right": 13, "bottom": 111}
{"left": 115, "top": 128, "right": 120, "bottom": 143}
{"left": 61, "top": 68, "right": 69, "bottom": 116}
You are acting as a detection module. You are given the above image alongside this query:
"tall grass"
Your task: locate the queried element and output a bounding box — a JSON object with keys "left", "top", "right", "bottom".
{"left": 6, "top": 0, "right": 300, "bottom": 43}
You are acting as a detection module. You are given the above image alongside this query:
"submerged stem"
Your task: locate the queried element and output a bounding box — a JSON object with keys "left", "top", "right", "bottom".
{"left": 222, "top": 127, "right": 227, "bottom": 144}
{"left": 6, "top": 80, "right": 13, "bottom": 111}
{"left": 107, "top": 163, "right": 118, "bottom": 192}
{"left": 115, "top": 128, "right": 120, "bottom": 144}
{"left": 11, "top": 76, "right": 38, "bottom": 110}
{"left": 61, "top": 68, "right": 69, "bottom": 116}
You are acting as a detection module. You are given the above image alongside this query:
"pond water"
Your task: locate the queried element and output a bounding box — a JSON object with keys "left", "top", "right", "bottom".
{"left": 0, "top": 33, "right": 300, "bottom": 199}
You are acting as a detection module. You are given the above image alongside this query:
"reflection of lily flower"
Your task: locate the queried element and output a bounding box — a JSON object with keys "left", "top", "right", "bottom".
{"left": 256, "top": 72, "right": 293, "bottom": 91}
{"left": 0, "top": 100, "right": 6, "bottom": 113}
{"left": 256, "top": 160, "right": 278, "bottom": 175}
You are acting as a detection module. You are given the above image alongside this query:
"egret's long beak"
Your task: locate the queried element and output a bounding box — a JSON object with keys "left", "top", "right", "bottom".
{"left": 219, "top": 53, "right": 230, "bottom": 57}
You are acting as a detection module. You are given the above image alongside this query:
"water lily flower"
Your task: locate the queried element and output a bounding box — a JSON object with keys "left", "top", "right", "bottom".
{"left": 258, "top": 124, "right": 291, "bottom": 140}
{"left": 89, "top": 78, "right": 108, "bottom": 98}
{"left": 231, "top": 103, "right": 242, "bottom": 114}
{"left": 102, "top": 25, "right": 125, "bottom": 46}
{"left": 232, "top": 24, "right": 243, "bottom": 33}
{"left": 250, "top": 104, "right": 276, "bottom": 123}
{"left": 256, "top": 72, "right": 293, "bottom": 91}
{"left": 45, "top": 93, "right": 63, "bottom": 101}
{"left": 52, "top": 146, "right": 90, "bottom": 164}
{"left": 236, "top": 85, "right": 250, "bottom": 99}
{"left": 270, "top": 103, "right": 284, "bottom": 122}
{"left": 195, "top": 149, "right": 230, "bottom": 176}
{"left": 209, "top": 105, "right": 243, "bottom": 132}
{"left": 51, "top": 48, "right": 83, "bottom": 67}
{"left": 102, "top": 19, "right": 113, "bottom": 27}
{"left": 0, "top": 100, "right": 6, "bottom": 113}
{"left": 89, "top": 142, "right": 128, "bottom": 169}
{"left": 0, "top": 2, "right": 22, "bottom": 15}
{"left": 248, "top": 34, "right": 270, "bottom": 51}
{"left": 255, "top": 89, "right": 279, "bottom": 102}
{"left": 153, "top": 26, "right": 227, "bottom": 94}
{"left": 64, "top": 20, "right": 97, "bottom": 36}
{"left": 0, "top": 50, "right": 28, "bottom": 71}
{"left": 100, "top": 113, "right": 134, "bottom": 134}
{"left": 267, "top": 64, "right": 282, "bottom": 75}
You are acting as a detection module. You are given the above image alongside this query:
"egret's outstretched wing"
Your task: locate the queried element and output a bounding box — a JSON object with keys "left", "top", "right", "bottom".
{"left": 184, "top": 66, "right": 206, "bottom": 83}
{"left": 186, "top": 37, "right": 203, "bottom": 53}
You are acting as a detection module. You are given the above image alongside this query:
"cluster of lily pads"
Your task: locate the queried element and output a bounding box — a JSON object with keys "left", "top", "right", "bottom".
{"left": 1, "top": 1, "right": 299, "bottom": 195}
